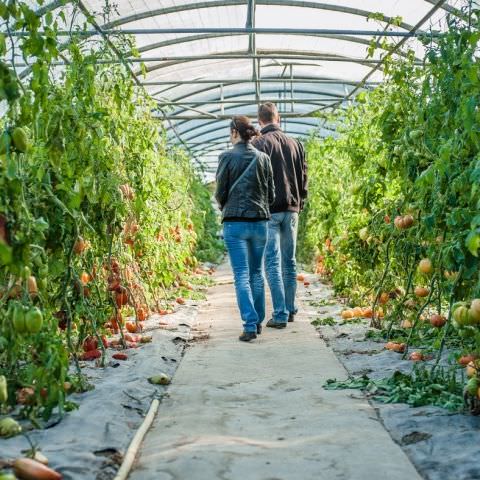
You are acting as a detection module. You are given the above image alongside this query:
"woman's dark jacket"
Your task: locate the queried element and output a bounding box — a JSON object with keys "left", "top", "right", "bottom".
{"left": 215, "top": 142, "right": 275, "bottom": 222}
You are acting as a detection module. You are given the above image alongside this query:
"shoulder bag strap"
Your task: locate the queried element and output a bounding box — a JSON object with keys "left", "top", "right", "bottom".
{"left": 228, "top": 153, "right": 258, "bottom": 197}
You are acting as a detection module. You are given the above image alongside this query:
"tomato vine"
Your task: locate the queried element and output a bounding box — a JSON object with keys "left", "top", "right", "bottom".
{"left": 0, "top": 1, "right": 222, "bottom": 420}
{"left": 299, "top": 4, "right": 480, "bottom": 411}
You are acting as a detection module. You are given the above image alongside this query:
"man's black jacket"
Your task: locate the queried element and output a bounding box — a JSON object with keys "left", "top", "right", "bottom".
{"left": 215, "top": 142, "right": 275, "bottom": 221}
{"left": 252, "top": 124, "right": 307, "bottom": 213}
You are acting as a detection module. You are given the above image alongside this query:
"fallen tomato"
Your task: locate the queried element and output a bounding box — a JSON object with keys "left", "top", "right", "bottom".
{"left": 79, "top": 349, "right": 101, "bottom": 361}
{"left": 13, "top": 458, "right": 62, "bottom": 480}
{"left": 112, "top": 352, "right": 128, "bottom": 361}
{"left": 126, "top": 321, "right": 141, "bottom": 333}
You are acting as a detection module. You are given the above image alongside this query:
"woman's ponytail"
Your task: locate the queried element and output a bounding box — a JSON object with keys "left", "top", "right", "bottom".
{"left": 230, "top": 116, "right": 260, "bottom": 142}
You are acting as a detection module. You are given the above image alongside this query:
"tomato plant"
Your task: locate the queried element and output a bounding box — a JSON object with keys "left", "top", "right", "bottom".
{"left": 0, "top": 1, "right": 222, "bottom": 420}
{"left": 299, "top": 6, "right": 480, "bottom": 410}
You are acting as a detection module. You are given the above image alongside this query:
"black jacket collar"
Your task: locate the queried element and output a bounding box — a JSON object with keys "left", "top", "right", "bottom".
{"left": 260, "top": 124, "right": 282, "bottom": 135}
{"left": 233, "top": 141, "right": 254, "bottom": 151}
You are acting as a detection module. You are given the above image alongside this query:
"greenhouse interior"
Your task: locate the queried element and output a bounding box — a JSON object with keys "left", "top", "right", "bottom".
{"left": 1, "top": 0, "right": 480, "bottom": 479}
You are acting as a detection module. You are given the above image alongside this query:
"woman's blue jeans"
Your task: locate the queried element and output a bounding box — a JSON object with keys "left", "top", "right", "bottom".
{"left": 223, "top": 221, "right": 267, "bottom": 333}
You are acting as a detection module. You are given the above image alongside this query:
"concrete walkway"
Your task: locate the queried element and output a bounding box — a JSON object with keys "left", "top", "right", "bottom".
{"left": 131, "top": 264, "right": 422, "bottom": 480}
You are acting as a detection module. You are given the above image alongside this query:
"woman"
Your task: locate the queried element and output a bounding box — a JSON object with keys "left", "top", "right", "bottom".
{"left": 215, "top": 116, "right": 275, "bottom": 342}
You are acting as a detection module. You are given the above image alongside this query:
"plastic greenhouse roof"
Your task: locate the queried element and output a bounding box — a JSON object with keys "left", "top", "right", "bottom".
{"left": 5, "top": 0, "right": 469, "bottom": 175}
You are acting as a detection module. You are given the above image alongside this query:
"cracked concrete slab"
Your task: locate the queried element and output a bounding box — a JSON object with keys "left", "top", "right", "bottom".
{"left": 130, "top": 264, "right": 422, "bottom": 480}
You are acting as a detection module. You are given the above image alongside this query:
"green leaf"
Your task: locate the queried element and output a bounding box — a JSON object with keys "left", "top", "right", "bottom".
{"left": 0, "top": 33, "right": 5, "bottom": 55}
{"left": 0, "top": 242, "right": 12, "bottom": 265}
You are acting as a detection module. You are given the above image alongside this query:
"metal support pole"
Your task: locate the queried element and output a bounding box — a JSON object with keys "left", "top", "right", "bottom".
{"left": 10, "top": 53, "right": 419, "bottom": 69}
{"left": 290, "top": 65, "right": 294, "bottom": 113}
{"left": 6, "top": 28, "right": 442, "bottom": 37}
{"left": 247, "top": 0, "right": 260, "bottom": 106}
{"left": 156, "top": 98, "right": 339, "bottom": 106}
{"left": 256, "top": 58, "right": 261, "bottom": 105}
{"left": 220, "top": 84, "right": 224, "bottom": 115}
{"left": 153, "top": 111, "right": 334, "bottom": 121}
{"left": 140, "top": 78, "right": 381, "bottom": 86}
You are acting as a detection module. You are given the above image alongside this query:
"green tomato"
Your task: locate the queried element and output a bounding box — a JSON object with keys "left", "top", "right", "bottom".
{"left": 12, "top": 304, "right": 26, "bottom": 333}
{"left": 0, "top": 417, "right": 21, "bottom": 438}
{"left": 0, "top": 375, "right": 7, "bottom": 403}
{"left": 466, "top": 377, "right": 479, "bottom": 397}
{"left": 37, "top": 277, "right": 47, "bottom": 291}
{"left": 453, "top": 306, "right": 470, "bottom": 326}
{"left": 38, "top": 265, "right": 48, "bottom": 278}
{"left": 25, "top": 307, "right": 43, "bottom": 333}
{"left": 22, "top": 265, "right": 31, "bottom": 279}
{"left": 11, "top": 127, "right": 29, "bottom": 153}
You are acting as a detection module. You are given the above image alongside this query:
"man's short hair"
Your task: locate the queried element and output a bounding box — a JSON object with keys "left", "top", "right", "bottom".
{"left": 258, "top": 102, "right": 279, "bottom": 124}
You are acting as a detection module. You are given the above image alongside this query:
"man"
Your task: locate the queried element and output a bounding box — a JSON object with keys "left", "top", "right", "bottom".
{"left": 252, "top": 102, "right": 308, "bottom": 328}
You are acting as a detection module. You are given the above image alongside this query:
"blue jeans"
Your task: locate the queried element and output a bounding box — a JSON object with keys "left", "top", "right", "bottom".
{"left": 265, "top": 212, "right": 299, "bottom": 324}
{"left": 223, "top": 221, "right": 267, "bottom": 333}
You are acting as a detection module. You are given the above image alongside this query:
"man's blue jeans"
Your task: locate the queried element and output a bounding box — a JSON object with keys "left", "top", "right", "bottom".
{"left": 265, "top": 212, "right": 299, "bottom": 324}
{"left": 223, "top": 221, "right": 267, "bottom": 333}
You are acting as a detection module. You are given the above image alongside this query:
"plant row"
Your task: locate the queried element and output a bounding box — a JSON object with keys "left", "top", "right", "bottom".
{"left": 0, "top": 1, "right": 222, "bottom": 423}
{"left": 298, "top": 5, "right": 480, "bottom": 412}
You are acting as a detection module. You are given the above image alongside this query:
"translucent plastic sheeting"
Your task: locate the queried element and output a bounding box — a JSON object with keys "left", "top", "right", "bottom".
{"left": 2, "top": 0, "right": 467, "bottom": 171}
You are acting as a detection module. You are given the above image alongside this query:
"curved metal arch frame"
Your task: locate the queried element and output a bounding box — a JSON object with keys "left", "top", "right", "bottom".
{"left": 92, "top": 0, "right": 429, "bottom": 81}
{"left": 135, "top": 48, "right": 395, "bottom": 78}
{"left": 161, "top": 87, "right": 350, "bottom": 118}
{"left": 156, "top": 82, "right": 362, "bottom": 103}
{"left": 32, "top": 0, "right": 461, "bottom": 34}
{"left": 172, "top": 118, "right": 324, "bottom": 144}
{"left": 175, "top": 115, "right": 327, "bottom": 145}
{"left": 101, "top": 0, "right": 419, "bottom": 32}
{"left": 17, "top": 0, "right": 455, "bottom": 168}
{"left": 164, "top": 95, "right": 344, "bottom": 131}
{"left": 149, "top": 76, "right": 375, "bottom": 106}
{"left": 137, "top": 32, "right": 374, "bottom": 56}
{"left": 163, "top": 103, "right": 342, "bottom": 135}
{"left": 187, "top": 125, "right": 328, "bottom": 157}
{"left": 135, "top": 32, "right": 418, "bottom": 97}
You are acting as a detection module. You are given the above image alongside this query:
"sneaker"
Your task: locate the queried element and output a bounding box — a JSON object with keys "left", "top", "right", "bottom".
{"left": 266, "top": 319, "right": 287, "bottom": 329}
{"left": 288, "top": 313, "right": 295, "bottom": 323}
{"left": 257, "top": 324, "right": 263, "bottom": 335}
{"left": 239, "top": 332, "right": 257, "bottom": 342}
